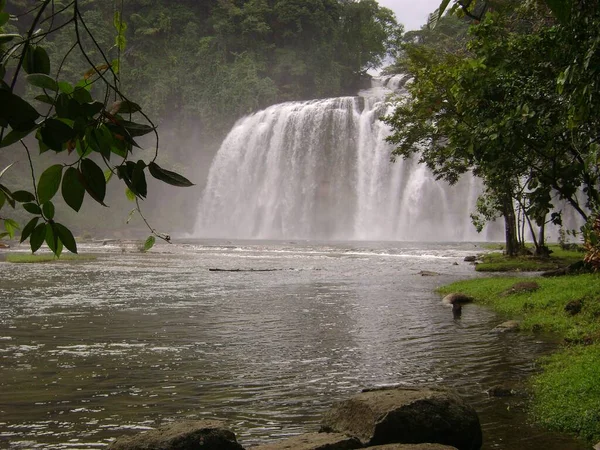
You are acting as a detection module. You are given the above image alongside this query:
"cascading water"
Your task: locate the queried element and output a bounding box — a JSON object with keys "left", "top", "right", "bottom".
{"left": 195, "top": 74, "right": 491, "bottom": 241}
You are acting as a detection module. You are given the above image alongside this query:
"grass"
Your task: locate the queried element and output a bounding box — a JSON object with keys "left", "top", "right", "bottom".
{"left": 475, "top": 244, "right": 584, "bottom": 272}
{"left": 5, "top": 253, "right": 97, "bottom": 263}
{"left": 438, "top": 273, "right": 600, "bottom": 442}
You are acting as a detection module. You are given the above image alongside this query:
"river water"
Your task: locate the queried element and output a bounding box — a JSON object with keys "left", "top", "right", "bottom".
{"left": 0, "top": 241, "right": 587, "bottom": 449}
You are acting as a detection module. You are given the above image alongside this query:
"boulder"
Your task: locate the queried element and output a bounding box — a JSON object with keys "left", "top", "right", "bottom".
{"left": 320, "top": 386, "right": 482, "bottom": 450}
{"left": 251, "top": 432, "right": 361, "bottom": 450}
{"left": 108, "top": 420, "right": 244, "bottom": 450}
{"left": 419, "top": 271, "right": 439, "bottom": 277}
{"left": 366, "top": 445, "right": 458, "bottom": 450}
{"left": 463, "top": 256, "right": 477, "bottom": 262}
{"left": 442, "top": 293, "right": 474, "bottom": 305}
{"left": 491, "top": 321, "right": 520, "bottom": 333}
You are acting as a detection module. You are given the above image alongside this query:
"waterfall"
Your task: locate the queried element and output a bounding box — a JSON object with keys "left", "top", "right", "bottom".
{"left": 195, "top": 74, "right": 490, "bottom": 241}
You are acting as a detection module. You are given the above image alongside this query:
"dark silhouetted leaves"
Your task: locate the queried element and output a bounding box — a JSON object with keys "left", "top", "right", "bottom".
{"left": 26, "top": 73, "right": 58, "bottom": 91}
{"left": 148, "top": 162, "right": 194, "bottom": 187}
{"left": 79, "top": 159, "right": 106, "bottom": 205}
{"left": 23, "top": 202, "right": 41, "bottom": 215}
{"left": 11, "top": 190, "right": 35, "bottom": 203}
{"left": 42, "top": 201, "right": 55, "bottom": 220}
{"left": 20, "top": 217, "right": 39, "bottom": 243}
{"left": 0, "top": 90, "right": 40, "bottom": 132}
{"left": 40, "top": 119, "right": 75, "bottom": 152}
{"left": 45, "top": 222, "right": 61, "bottom": 256}
{"left": 55, "top": 223, "right": 77, "bottom": 254}
{"left": 62, "top": 167, "right": 85, "bottom": 212}
{"left": 37, "top": 164, "right": 63, "bottom": 204}
{"left": 0, "top": 127, "right": 34, "bottom": 148}
{"left": 30, "top": 223, "right": 46, "bottom": 252}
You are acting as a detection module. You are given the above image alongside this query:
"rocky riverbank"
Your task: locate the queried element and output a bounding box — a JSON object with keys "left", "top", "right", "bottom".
{"left": 109, "top": 386, "right": 481, "bottom": 450}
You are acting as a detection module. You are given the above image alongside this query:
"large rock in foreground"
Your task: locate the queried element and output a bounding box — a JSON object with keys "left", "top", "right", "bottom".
{"left": 367, "top": 445, "right": 458, "bottom": 450}
{"left": 108, "top": 420, "right": 244, "bottom": 450}
{"left": 251, "top": 432, "right": 361, "bottom": 449}
{"left": 320, "top": 387, "right": 482, "bottom": 450}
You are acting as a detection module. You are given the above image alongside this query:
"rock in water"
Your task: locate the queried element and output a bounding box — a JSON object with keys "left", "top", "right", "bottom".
{"left": 320, "top": 386, "right": 482, "bottom": 450}
{"left": 108, "top": 420, "right": 244, "bottom": 450}
{"left": 442, "top": 293, "right": 474, "bottom": 305}
{"left": 491, "top": 321, "right": 520, "bottom": 333}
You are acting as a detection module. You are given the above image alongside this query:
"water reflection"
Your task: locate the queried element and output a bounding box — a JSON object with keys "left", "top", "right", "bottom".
{"left": 0, "top": 241, "right": 587, "bottom": 449}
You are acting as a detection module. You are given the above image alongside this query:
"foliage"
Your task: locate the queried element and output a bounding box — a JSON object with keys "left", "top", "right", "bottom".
{"left": 0, "top": 0, "right": 193, "bottom": 256}
{"left": 386, "top": 0, "right": 600, "bottom": 256}
{"left": 584, "top": 214, "right": 600, "bottom": 271}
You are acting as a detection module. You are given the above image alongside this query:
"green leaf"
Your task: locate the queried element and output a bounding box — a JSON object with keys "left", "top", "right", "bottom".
{"left": 3, "top": 218, "right": 18, "bottom": 239}
{"left": 131, "top": 160, "right": 147, "bottom": 198}
{"left": 58, "top": 81, "right": 74, "bottom": 94}
{"left": 79, "top": 159, "right": 106, "bottom": 205}
{"left": 143, "top": 235, "right": 155, "bottom": 252}
{"left": 0, "top": 90, "right": 40, "bottom": 132}
{"left": 0, "top": 191, "right": 5, "bottom": 209}
{"left": 35, "top": 94, "right": 55, "bottom": 105}
{"left": 32, "top": 46, "right": 51, "bottom": 75}
{"left": 26, "top": 73, "right": 58, "bottom": 91}
{"left": 148, "top": 162, "right": 194, "bottom": 187}
{"left": 0, "top": 127, "right": 35, "bottom": 148}
{"left": 125, "top": 187, "right": 136, "bottom": 201}
{"left": 23, "top": 202, "right": 41, "bottom": 215}
{"left": 55, "top": 222, "right": 77, "bottom": 254}
{"left": 45, "top": 222, "right": 59, "bottom": 256}
{"left": 113, "top": 100, "right": 141, "bottom": 114}
{"left": 42, "top": 201, "right": 55, "bottom": 220}
{"left": 20, "top": 217, "right": 39, "bottom": 243}
{"left": 104, "top": 169, "right": 113, "bottom": 183}
{"left": 120, "top": 120, "right": 155, "bottom": 137}
{"left": 30, "top": 223, "right": 46, "bottom": 252}
{"left": 0, "top": 183, "right": 14, "bottom": 208}
{"left": 37, "top": 164, "right": 63, "bottom": 204}
{"left": 11, "top": 190, "right": 35, "bottom": 203}
{"left": 40, "top": 118, "right": 75, "bottom": 152}
{"left": 0, "top": 12, "right": 9, "bottom": 27}
{"left": 61, "top": 167, "right": 85, "bottom": 212}
{"left": 72, "top": 87, "right": 92, "bottom": 104}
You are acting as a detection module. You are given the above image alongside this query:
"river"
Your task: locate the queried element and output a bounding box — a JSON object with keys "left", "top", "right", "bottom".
{"left": 0, "top": 241, "right": 587, "bottom": 449}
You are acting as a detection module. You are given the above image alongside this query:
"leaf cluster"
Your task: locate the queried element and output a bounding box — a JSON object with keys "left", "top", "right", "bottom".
{"left": 0, "top": 0, "right": 193, "bottom": 256}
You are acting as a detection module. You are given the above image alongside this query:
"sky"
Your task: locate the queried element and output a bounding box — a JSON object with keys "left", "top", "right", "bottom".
{"left": 377, "top": 0, "right": 442, "bottom": 31}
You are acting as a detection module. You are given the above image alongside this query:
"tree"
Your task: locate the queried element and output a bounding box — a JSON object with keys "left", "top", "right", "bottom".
{"left": 386, "top": 0, "right": 600, "bottom": 255}
{"left": 0, "top": 0, "right": 193, "bottom": 256}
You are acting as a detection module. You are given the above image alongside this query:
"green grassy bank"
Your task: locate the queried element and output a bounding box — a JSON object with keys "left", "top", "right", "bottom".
{"left": 475, "top": 245, "right": 584, "bottom": 272}
{"left": 4, "top": 253, "right": 97, "bottom": 263}
{"left": 439, "top": 274, "right": 600, "bottom": 442}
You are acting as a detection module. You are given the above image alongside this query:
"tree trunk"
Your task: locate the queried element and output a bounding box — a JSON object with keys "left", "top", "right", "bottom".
{"left": 502, "top": 196, "right": 519, "bottom": 257}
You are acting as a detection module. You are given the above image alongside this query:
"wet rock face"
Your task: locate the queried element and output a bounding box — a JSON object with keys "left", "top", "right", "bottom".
{"left": 108, "top": 420, "right": 244, "bottom": 450}
{"left": 320, "top": 387, "right": 482, "bottom": 450}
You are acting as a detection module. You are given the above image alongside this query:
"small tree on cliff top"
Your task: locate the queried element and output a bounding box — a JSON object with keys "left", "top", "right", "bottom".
{"left": 0, "top": 0, "right": 193, "bottom": 256}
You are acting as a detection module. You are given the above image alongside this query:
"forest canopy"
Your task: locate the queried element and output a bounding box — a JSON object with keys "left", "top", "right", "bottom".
{"left": 0, "top": 0, "right": 404, "bottom": 253}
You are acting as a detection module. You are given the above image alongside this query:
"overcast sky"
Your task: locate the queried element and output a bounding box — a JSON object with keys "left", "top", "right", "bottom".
{"left": 377, "top": 0, "right": 442, "bottom": 31}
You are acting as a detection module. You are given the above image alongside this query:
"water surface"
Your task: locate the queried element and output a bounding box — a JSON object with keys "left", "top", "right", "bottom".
{"left": 0, "top": 241, "right": 586, "bottom": 449}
